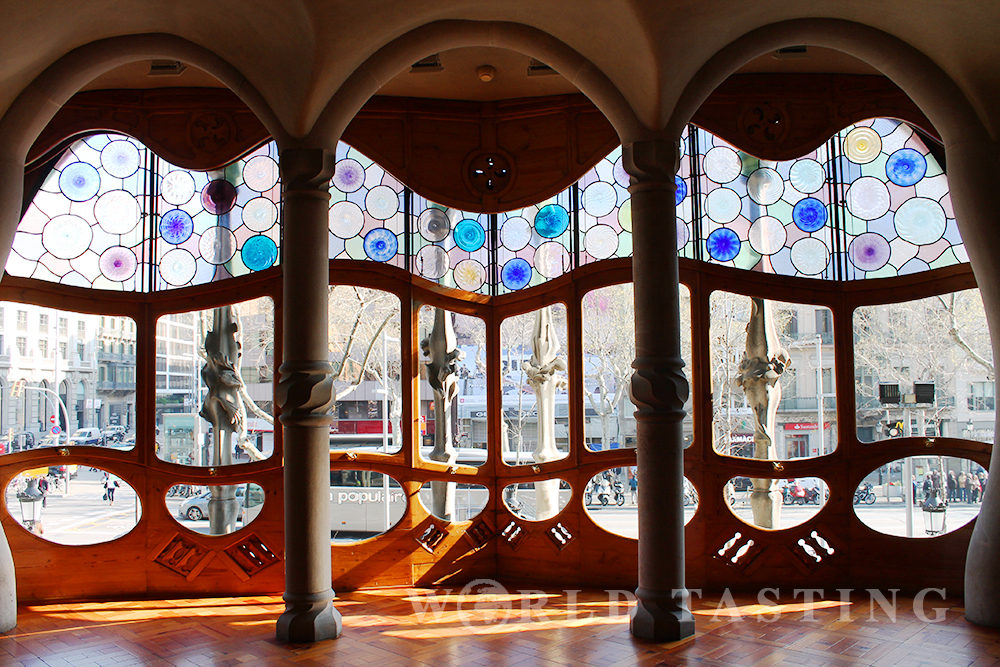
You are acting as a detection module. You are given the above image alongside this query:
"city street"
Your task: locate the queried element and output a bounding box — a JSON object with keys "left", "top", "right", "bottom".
{"left": 585, "top": 494, "right": 983, "bottom": 539}
{"left": 4, "top": 467, "right": 140, "bottom": 545}
{"left": 4, "top": 467, "right": 984, "bottom": 544}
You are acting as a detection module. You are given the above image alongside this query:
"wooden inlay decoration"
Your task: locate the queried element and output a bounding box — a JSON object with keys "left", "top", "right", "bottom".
{"left": 223, "top": 533, "right": 280, "bottom": 578}
{"left": 151, "top": 533, "right": 215, "bottom": 581}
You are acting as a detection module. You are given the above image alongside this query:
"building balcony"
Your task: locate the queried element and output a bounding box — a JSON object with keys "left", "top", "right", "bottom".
{"left": 97, "top": 350, "right": 136, "bottom": 363}
{"left": 96, "top": 380, "right": 136, "bottom": 393}
{"left": 783, "top": 331, "right": 834, "bottom": 344}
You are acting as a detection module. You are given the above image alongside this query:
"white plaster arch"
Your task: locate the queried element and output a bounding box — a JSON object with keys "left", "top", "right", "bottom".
{"left": 0, "top": 34, "right": 288, "bottom": 279}
{"left": 666, "top": 18, "right": 1000, "bottom": 629}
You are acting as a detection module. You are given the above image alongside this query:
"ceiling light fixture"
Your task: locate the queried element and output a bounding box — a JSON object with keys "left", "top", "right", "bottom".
{"left": 477, "top": 65, "right": 496, "bottom": 82}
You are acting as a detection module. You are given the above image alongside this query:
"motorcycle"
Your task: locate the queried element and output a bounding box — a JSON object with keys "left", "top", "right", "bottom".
{"left": 854, "top": 481, "right": 876, "bottom": 505}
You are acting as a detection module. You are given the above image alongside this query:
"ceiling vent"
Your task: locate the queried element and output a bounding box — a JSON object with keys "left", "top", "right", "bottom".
{"left": 772, "top": 46, "right": 808, "bottom": 60}
{"left": 410, "top": 55, "right": 443, "bottom": 73}
{"left": 148, "top": 60, "right": 187, "bottom": 76}
{"left": 527, "top": 59, "right": 557, "bottom": 76}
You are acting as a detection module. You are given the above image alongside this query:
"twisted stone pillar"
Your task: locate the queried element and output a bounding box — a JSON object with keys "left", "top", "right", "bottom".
{"left": 523, "top": 306, "right": 567, "bottom": 520}
{"left": 275, "top": 148, "right": 342, "bottom": 643}
{"left": 737, "top": 297, "right": 788, "bottom": 529}
{"left": 949, "top": 138, "right": 1000, "bottom": 627}
{"left": 624, "top": 138, "right": 695, "bottom": 641}
{"left": 421, "top": 308, "right": 463, "bottom": 520}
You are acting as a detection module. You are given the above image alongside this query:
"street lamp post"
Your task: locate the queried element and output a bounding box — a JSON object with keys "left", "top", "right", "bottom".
{"left": 17, "top": 478, "right": 44, "bottom": 533}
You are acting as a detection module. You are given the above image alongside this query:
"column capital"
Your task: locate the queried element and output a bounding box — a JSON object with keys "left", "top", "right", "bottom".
{"left": 630, "top": 355, "right": 689, "bottom": 422}
{"left": 622, "top": 138, "right": 681, "bottom": 189}
{"left": 277, "top": 360, "right": 335, "bottom": 427}
{"left": 280, "top": 147, "right": 338, "bottom": 191}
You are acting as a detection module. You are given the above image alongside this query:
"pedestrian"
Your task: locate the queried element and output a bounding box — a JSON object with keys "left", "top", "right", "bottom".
{"left": 104, "top": 473, "right": 120, "bottom": 506}
{"left": 629, "top": 474, "right": 637, "bottom": 504}
{"left": 37, "top": 476, "right": 48, "bottom": 508}
{"left": 959, "top": 471, "right": 968, "bottom": 502}
{"left": 948, "top": 471, "right": 958, "bottom": 502}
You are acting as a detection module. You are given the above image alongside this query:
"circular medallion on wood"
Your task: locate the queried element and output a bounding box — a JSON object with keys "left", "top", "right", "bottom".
{"left": 464, "top": 150, "right": 515, "bottom": 197}
{"left": 741, "top": 103, "right": 788, "bottom": 147}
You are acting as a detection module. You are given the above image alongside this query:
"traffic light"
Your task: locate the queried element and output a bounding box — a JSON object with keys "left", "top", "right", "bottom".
{"left": 884, "top": 421, "right": 904, "bottom": 437}
{"left": 10, "top": 379, "right": 25, "bottom": 397}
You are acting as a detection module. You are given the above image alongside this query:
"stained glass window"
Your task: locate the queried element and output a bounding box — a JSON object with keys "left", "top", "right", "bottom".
{"left": 328, "top": 144, "right": 405, "bottom": 268}
{"left": 683, "top": 119, "right": 962, "bottom": 279}
{"left": 10, "top": 121, "right": 965, "bottom": 294}
{"left": 155, "top": 143, "right": 281, "bottom": 289}
{"left": 8, "top": 135, "right": 281, "bottom": 291}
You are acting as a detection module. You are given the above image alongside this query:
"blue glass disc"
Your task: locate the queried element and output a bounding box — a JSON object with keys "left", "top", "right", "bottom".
{"left": 454, "top": 219, "right": 486, "bottom": 252}
{"left": 242, "top": 235, "right": 278, "bottom": 271}
{"left": 534, "top": 204, "right": 569, "bottom": 238}
{"left": 159, "top": 209, "right": 194, "bottom": 244}
{"left": 675, "top": 176, "right": 687, "bottom": 205}
{"left": 706, "top": 227, "right": 741, "bottom": 262}
{"left": 501, "top": 257, "right": 532, "bottom": 290}
{"left": 885, "top": 148, "right": 927, "bottom": 187}
{"left": 792, "top": 197, "right": 828, "bottom": 232}
{"left": 363, "top": 228, "right": 398, "bottom": 262}
{"left": 59, "top": 162, "right": 101, "bottom": 202}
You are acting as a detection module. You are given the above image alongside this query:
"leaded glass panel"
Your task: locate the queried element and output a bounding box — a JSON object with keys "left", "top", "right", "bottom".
{"left": 328, "top": 144, "right": 405, "bottom": 268}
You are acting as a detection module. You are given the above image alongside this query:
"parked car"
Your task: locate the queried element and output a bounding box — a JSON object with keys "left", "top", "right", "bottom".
{"left": 102, "top": 425, "right": 127, "bottom": 443}
{"left": 68, "top": 428, "right": 104, "bottom": 446}
{"left": 4, "top": 431, "right": 36, "bottom": 453}
{"left": 38, "top": 434, "right": 66, "bottom": 447}
{"left": 179, "top": 486, "right": 247, "bottom": 521}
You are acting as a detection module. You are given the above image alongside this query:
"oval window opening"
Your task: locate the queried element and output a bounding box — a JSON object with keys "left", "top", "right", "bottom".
{"left": 853, "top": 456, "right": 984, "bottom": 538}
{"left": 582, "top": 469, "right": 698, "bottom": 539}
{"left": 502, "top": 478, "right": 571, "bottom": 521}
{"left": 330, "top": 469, "right": 406, "bottom": 543}
{"left": 418, "top": 482, "right": 489, "bottom": 522}
{"left": 166, "top": 482, "right": 264, "bottom": 534}
{"left": 5, "top": 465, "right": 140, "bottom": 545}
{"left": 726, "top": 476, "right": 828, "bottom": 530}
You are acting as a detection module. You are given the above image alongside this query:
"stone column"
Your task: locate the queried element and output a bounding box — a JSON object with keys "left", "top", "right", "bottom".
{"left": 624, "top": 138, "right": 695, "bottom": 642}
{"left": 948, "top": 138, "right": 1000, "bottom": 628}
{"left": 275, "top": 148, "right": 342, "bottom": 643}
{"left": 523, "top": 306, "right": 567, "bottom": 520}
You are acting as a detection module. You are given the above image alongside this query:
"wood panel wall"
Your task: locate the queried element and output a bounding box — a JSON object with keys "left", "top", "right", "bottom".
{"left": 0, "top": 258, "right": 987, "bottom": 602}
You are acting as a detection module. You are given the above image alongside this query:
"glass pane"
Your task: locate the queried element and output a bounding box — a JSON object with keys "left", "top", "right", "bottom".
{"left": 853, "top": 456, "right": 985, "bottom": 537}
{"left": 727, "top": 476, "right": 828, "bottom": 530}
{"left": 419, "top": 482, "right": 489, "bottom": 522}
{"left": 502, "top": 478, "right": 571, "bottom": 521}
{"left": 582, "top": 469, "right": 698, "bottom": 539}
{"left": 155, "top": 297, "right": 275, "bottom": 466}
{"left": 498, "top": 304, "right": 569, "bottom": 465}
{"left": 0, "top": 303, "right": 135, "bottom": 455}
{"left": 582, "top": 283, "right": 692, "bottom": 451}
{"left": 410, "top": 198, "right": 491, "bottom": 295}
{"left": 7, "top": 134, "right": 151, "bottom": 290}
{"left": 854, "top": 289, "right": 992, "bottom": 443}
{"left": 418, "top": 306, "right": 487, "bottom": 465}
{"left": 711, "top": 292, "right": 837, "bottom": 459}
{"left": 495, "top": 194, "right": 574, "bottom": 295}
{"left": 5, "top": 465, "right": 140, "bottom": 544}
{"left": 154, "top": 142, "right": 281, "bottom": 289}
{"left": 330, "top": 469, "right": 405, "bottom": 542}
{"left": 329, "top": 287, "right": 401, "bottom": 453}
{"left": 328, "top": 144, "right": 405, "bottom": 268}
{"left": 166, "top": 482, "right": 264, "bottom": 533}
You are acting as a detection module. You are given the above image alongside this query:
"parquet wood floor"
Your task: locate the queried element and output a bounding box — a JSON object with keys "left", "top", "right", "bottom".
{"left": 2, "top": 588, "right": 998, "bottom": 666}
